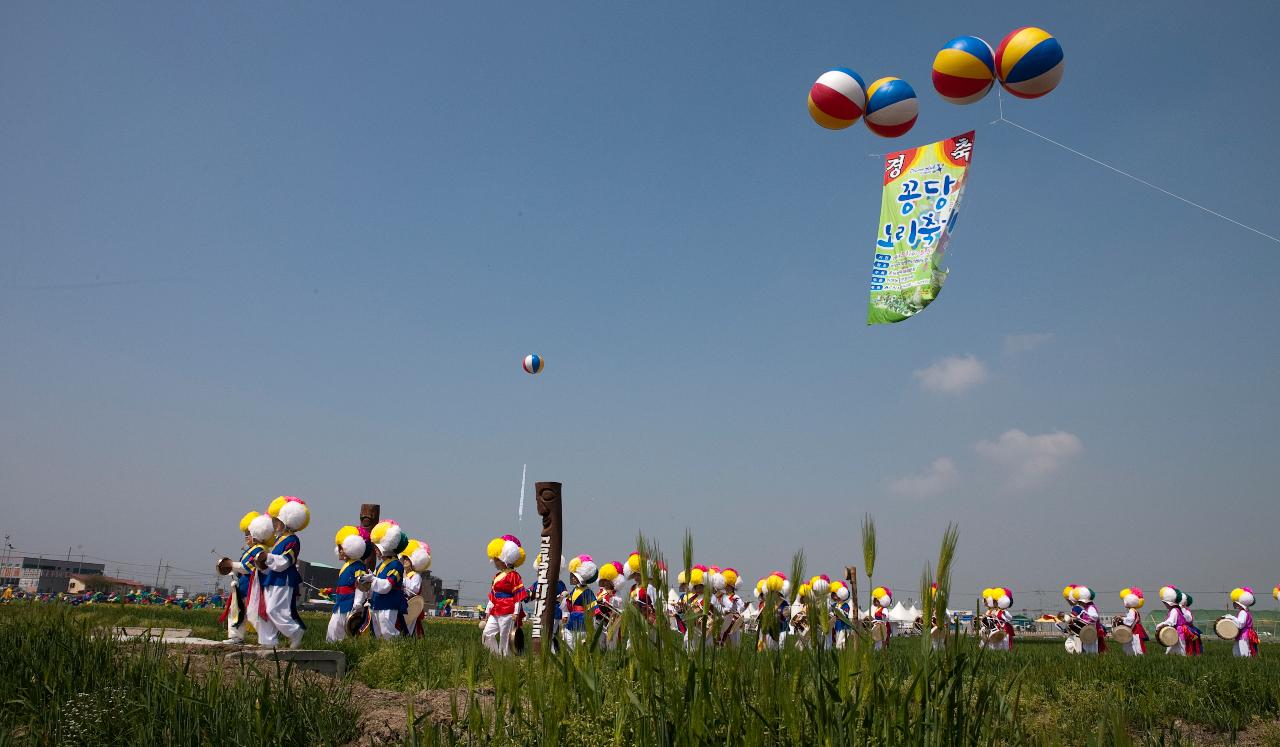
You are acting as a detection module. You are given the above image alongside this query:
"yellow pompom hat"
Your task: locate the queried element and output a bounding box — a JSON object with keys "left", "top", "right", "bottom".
{"left": 688, "top": 564, "right": 708, "bottom": 587}
{"left": 809, "top": 574, "right": 831, "bottom": 596}
{"left": 720, "top": 568, "right": 739, "bottom": 590}
{"left": 334, "top": 525, "right": 366, "bottom": 560}
{"left": 248, "top": 513, "right": 276, "bottom": 543}
{"left": 267, "top": 496, "right": 308, "bottom": 532}
{"left": 567, "top": 554, "right": 598, "bottom": 584}
{"left": 486, "top": 535, "right": 525, "bottom": 568}
{"left": 598, "top": 560, "right": 623, "bottom": 585}
{"left": 1231, "top": 587, "right": 1256, "bottom": 608}
{"left": 871, "top": 586, "right": 892, "bottom": 607}
{"left": 404, "top": 539, "right": 432, "bottom": 571}
{"left": 830, "top": 579, "right": 850, "bottom": 601}
{"left": 624, "top": 552, "right": 645, "bottom": 578}
{"left": 1120, "top": 587, "right": 1144, "bottom": 609}
{"left": 371, "top": 520, "right": 406, "bottom": 555}
{"left": 764, "top": 572, "right": 791, "bottom": 597}
{"left": 239, "top": 511, "right": 260, "bottom": 534}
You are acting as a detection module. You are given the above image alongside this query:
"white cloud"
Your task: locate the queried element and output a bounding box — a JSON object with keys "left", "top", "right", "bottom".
{"left": 913, "top": 355, "right": 987, "bottom": 394}
{"left": 1003, "top": 333, "right": 1054, "bottom": 355}
{"left": 888, "top": 457, "right": 959, "bottom": 499}
{"left": 974, "top": 429, "right": 1082, "bottom": 491}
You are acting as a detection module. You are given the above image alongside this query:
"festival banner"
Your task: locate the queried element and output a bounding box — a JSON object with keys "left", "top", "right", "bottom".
{"left": 867, "top": 131, "right": 975, "bottom": 325}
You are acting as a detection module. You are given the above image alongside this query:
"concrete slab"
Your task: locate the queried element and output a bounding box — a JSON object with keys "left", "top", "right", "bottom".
{"left": 120, "top": 627, "right": 192, "bottom": 638}
{"left": 226, "top": 649, "right": 346, "bottom": 677}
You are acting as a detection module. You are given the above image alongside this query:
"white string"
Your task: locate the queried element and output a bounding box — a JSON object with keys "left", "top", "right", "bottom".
{"left": 991, "top": 90, "right": 1279, "bottom": 244}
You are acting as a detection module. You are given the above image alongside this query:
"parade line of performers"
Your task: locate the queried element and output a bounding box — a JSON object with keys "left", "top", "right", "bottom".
{"left": 217, "top": 502, "right": 1271, "bottom": 658}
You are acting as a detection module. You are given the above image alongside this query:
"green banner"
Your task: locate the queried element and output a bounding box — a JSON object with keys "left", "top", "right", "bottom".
{"left": 867, "top": 131, "right": 975, "bottom": 325}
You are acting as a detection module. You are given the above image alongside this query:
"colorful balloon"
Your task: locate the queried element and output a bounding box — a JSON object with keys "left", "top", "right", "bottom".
{"left": 522, "top": 354, "right": 543, "bottom": 374}
{"left": 995, "top": 27, "right": 1064, "bottom": 99}
{"left": 932, "top": 36, "right": 995, "bottom": 105}
{"left": 863, "top": 77, "right": 918, "bottom": 138}
{"left": 807, "top": 68, "right": 867, "bottom": 130}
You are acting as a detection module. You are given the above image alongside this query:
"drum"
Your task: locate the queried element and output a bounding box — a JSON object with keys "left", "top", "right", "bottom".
{"left": 403, "top": 596, "right": 425, "bottom": 633}
{"left": 1078, "top": 624, "right": 1098, "bottom": 645}
{"left": 216, "top": 557, "right": 233, "bottom": 576}
{"left": 1110, "top": 625, "right": 1134, "bottom": 645}
{"left": 870, "top": 619, "right": 888, "bottom": 642}
{"left": 1065, "top": 616, "right": 1085, "bottom": 635}
{"left": 1156, "top": 624, "right": 1180, "bottom": 648}
{"left": 510, "top": 625, "right": 526, "bottom": 655}
{"left": 345, "top": 605, "right": 371, "bottom": 637}
{"left": 1214, "top": 616, "right": 1241, "bottom": 641}
{"left": 986, "top": 627, "right": 1006, "bottom": 644}
{"left": 1064, "top": 635, "right": 1082, "bottom": 654}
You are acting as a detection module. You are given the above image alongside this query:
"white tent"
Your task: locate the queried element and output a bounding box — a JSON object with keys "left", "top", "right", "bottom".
{"left": 888, "top": 601, "right": 914, "bottom": 623}
{"left": 906, "top": 604, "right": 921, "bottom": 620}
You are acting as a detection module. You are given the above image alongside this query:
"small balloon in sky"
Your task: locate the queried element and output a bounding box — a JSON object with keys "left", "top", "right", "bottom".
{"left": 863, "top": 77, "right": 919, "bottom": 138}
{"left": 522, "top": 354, "right": 544, "bottom": 374}
{"left": 932, "top": 36, "right": 996, "bottom": 105}
{"left": 807, "top": 68, "right": 867, "bottom": 130}
{"left": 995, "top": 26, "right": 1064, "bottom": 99}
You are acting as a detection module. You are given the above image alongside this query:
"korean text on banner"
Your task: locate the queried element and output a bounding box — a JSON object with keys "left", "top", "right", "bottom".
{"left": 867, "top": 131, "right": 975, "bottom": 325}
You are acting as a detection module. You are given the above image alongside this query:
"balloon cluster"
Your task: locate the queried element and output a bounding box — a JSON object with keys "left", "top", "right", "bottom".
{"left": 807, "top": 69, "right": 918, "bottom": 138}
{"left": 933, "top": 27, "right": 1064, "bottom": 104}
{"left": 807, "top": 26, "right": 1063, "bottom": 137}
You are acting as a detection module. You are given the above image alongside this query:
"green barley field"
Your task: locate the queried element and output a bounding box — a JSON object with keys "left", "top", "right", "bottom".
{"left": 2, "top": 600, "right": 1279, "bottom": 746}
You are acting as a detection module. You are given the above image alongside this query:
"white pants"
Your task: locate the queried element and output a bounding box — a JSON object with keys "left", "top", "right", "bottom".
{"left": 1165, "top": 640, "right": 1186, "bottom": 656}
{"left": 371, "top": 609, "right": 401, "bottom": 640}
{"left": 1081, "top": 640, "right": 1099, "bottom": 654}
{"left": 483, "top": 613, "right": 516, "bottom": 655}
{"left": 833, "top": 630, "right": 849, "bottom": 649}
{"left": 1234, "top": 638, "right": 1255, "bottom": 657}
{"left": 226, "top": 594, "right": 246, "bottom": 642}
{"left": 264, "top": 586, "right": 304, "bottom": 648}
{"left": 326, "top": 611, "right": 349, "bottom": 643}
{"left": 931, "top": 636, "right": 945, "bottom": 651}
{"left": 561, "top": 627, "right": 583, "bottom": 650}
{"left": 1125, "top": 637, "right": 1144, "bottom": 656}
{"left": 247, "top": 584, "right": 276, "bottom": 645}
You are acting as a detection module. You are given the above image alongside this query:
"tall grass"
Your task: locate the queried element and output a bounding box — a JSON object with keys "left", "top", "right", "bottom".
{"left": 0, "top": 605, "right": 356, "bottom": 746}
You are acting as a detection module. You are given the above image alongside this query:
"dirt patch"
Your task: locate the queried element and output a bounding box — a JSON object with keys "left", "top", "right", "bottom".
{"left": 342, "top": 681, "right": 494, "bottom": 746}
{"left": 1147, "top": 719, "right": 1280, "bottom": 746}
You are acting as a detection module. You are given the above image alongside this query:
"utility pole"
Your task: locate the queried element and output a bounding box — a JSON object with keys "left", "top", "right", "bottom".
{"left": 154, "top": 558, "right": 163, "bottom": 590}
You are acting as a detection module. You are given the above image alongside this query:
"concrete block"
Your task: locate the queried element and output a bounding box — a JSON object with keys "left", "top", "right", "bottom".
{"left": 226, "top": 649, "right": 346, "bottom": 677}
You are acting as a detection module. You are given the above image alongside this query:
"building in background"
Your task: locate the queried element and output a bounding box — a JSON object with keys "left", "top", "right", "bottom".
{"left": 67, "top": 574, "right": 145, "bottom": 595}
{"left": 2, "top": 557, "right": 105, "bottom": 594}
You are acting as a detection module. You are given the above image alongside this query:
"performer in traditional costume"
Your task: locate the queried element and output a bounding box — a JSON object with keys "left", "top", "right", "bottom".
{"left": 990, "top": 587, "right": 1015, "bottom": 652}
{"left": 482, "top": 535, "right": 528, "bottom": 656}
{"left": 401, "top": 538, "right": 432, "bottom": 638}
{"left": 256, "top": 496, "right": 309, "bottom": 649}
{"left": 326, "top": 526, "right": 368, "bottom": 642}
{"left": 830, "top": 580, "right": 855, "bottom": 649}
{"left": 624, "top": 553, "right": 659, "bottom": 626}
{"left": 869, "top": 586, "right": 892, "bottom": 650}
{"left": 1074, "top": 586, "right": 1105, "bottom": 654}
{"left": 714, "top": 568, "right": 745, "bottom": 646}
{"left": 1157, "top": 586, "right": 1190, "bottom": 656}
{"left": 1228, "top": 587, "right": 1261, "bottom": 658}
{"left": 364, "top": 520, "right": 409, "bottom": 639}
{"left": 561, "top": 555, "right": 598, "bottom": 650}
{"left": 593, "top": 560, "right": 625, "bottom": 649}
{"left": 807, "top": 575, "right": 832, "bottom": 649}
{"left": 1180, "top": 593, "right": 1203, "bottom": 656}
{"left": 684, "top": 565, "right": 712, "bottom": 648}
{"left": 667, "top": 570, "right": 689, "bottom": 638}
{"left": 222, "top": 511, "right": 266, "bottom": 644}
{"left": 757, "top": 572, "right": 791, "bottom": 651}
{"left": 1117, "top": 588, "right": 1148, "bottom": 655}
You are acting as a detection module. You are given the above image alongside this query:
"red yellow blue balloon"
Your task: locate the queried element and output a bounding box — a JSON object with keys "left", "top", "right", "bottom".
{"left": 522, "top": 354, "right": 543, "bottom": 374}
{"left": 995, "top": 27, "right": 1064, "bottom": 99}
{"left": 932, "top": 36, "right": 996, "bottom": 105}
{"left": 863, "top": 77, "right": 918, "bottom": 138}
{"left": 807, "top": 68, "right": 867, "bottom": 130}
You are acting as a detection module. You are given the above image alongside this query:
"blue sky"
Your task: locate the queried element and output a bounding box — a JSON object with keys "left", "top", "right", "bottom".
{"left": 2, "top": 2, "right": 1278, "bottom": 607}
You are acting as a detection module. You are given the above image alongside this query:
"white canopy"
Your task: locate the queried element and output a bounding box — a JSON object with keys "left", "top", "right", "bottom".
{"left": 888, "top": 601, "right": 915, "bottom": 622}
